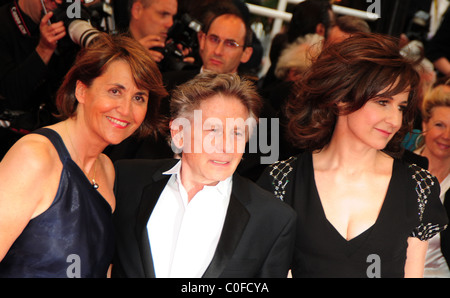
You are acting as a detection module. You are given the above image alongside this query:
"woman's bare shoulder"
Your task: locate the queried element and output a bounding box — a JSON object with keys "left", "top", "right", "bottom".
{"left": 1, "top": 133, "right": 59, "bottom": 175}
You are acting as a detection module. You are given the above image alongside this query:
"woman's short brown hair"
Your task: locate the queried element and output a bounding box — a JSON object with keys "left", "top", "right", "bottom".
{"left": 56, "top": 32, "right": 168, "bottom": 138}
{"left": 286, "top": 32, "right": 421, "bottom": 156}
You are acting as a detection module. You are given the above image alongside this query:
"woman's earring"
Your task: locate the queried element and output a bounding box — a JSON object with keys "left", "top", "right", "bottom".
{"left": 414, "top": 132, "right": 424, "bottom": 150}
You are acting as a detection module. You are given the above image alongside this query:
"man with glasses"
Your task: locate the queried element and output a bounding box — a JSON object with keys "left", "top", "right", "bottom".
{"left": 163, "top": 3, "right": 254, "bottom": 90}
{"left": 198, "top": 13, "right": 253, "bottom": 75}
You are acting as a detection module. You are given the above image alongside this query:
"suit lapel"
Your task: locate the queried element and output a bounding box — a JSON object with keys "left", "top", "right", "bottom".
{"left": 202, "top": 176, "right": 250, "bottom": 278}
{"left": 133, "top": 166, "right": 251, "bottom": 278}
{"left": 135, "top": 165, "right": 173, "bottom": 278}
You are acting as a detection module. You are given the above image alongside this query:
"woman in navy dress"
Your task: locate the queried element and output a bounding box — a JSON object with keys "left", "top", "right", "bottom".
{"left": 258, "top": 33, "right": 448, "bottom": 278}
{"left": 0, "top": 33, "right": 167, "bottom": 277}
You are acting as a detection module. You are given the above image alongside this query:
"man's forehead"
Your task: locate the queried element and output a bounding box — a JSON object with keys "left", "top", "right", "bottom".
{"left": 148, "top": 0, "right": 177, "bottom": 10}
{"left": 208, "top": 15, "right": 246, "bottom": 39}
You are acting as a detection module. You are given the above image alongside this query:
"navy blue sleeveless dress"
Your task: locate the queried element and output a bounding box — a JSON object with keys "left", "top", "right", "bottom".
{"left": 0, "top": 128, "right": 114, "bottom": 277}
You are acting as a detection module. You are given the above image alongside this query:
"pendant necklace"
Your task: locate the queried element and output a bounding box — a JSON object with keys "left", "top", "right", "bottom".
{"left": 65, "top": 121, "right": 99, "bottom": 189}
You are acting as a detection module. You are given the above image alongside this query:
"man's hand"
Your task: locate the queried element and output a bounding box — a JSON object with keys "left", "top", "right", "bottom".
{"left": 35, "top": 12, "right": 66, "bottom": 65}
{"left": 433, "top": 57, "right": 450, "bottom": 77}
{"left": 137, "top": 34, "right": 166, "bottom": 62}
{"left": 176, "top": 43, "right": 195, "bottom": 64}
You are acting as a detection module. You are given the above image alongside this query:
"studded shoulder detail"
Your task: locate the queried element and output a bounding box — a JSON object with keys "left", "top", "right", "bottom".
{"left": 409, "top": 164, "right": 435, "bottom": 222}
{"left": 409, "top": 164, "right": 448, "bottom": 241}
{"left": 269, "top": 156, "right": 297, "bottom": 201}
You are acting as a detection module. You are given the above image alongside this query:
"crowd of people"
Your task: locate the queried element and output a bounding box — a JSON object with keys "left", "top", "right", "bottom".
{"left": 0, "top": 0, "right": 449, "bottom": 278}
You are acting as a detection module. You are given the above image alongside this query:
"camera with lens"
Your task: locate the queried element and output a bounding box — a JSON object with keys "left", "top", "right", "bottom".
{"left": 156, "top": 13, "right": 202, "bottom": 71}
{"left": 50, "top": 0, "right": 114, "bottom": 48}
{"left": 405, "top": 10, "right": 430, "bottom": 43}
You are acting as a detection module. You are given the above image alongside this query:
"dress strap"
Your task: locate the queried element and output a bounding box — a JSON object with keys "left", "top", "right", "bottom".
{"left": 32, "top": 128, "right": 70, "bottom": 163}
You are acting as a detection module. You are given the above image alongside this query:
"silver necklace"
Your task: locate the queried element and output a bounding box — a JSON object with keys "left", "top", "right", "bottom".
{"left": 65, "top": 121, "right": 99, "bottom": 189}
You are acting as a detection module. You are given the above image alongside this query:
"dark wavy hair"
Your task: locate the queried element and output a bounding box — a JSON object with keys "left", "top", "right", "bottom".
{"left": 286, "top": 32, "right": 421, "bottom": 157}
{"left": 287, "top": 0, "right": 332, "bottom": 42}
{"left": 56, "top": 33, "right": 168, "bottom": 138}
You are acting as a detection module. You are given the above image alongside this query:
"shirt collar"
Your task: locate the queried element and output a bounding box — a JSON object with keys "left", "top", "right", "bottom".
{"left": 163, "top": 159, "right": 182, "bottom": 176}
{"left": 163, "top": 160, "right": 232, "bottom": 196}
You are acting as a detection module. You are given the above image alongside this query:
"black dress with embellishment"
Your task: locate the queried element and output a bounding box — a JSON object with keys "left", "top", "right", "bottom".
{"left": 257, "top": 152, "right": 448, "bottom": 278}
{"left": 0, "top": 128, "right": 114, "bottom": 278}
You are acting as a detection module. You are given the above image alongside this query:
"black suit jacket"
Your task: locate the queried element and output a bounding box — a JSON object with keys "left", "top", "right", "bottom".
{"left": 111, "top": 159, "right": 296, "bottom": 278}
{"left": 163, "top": 68, "right": 200, "bottom": 94}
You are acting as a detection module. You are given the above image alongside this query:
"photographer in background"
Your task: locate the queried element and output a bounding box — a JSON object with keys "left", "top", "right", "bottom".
{"left": 0, "top": 0, "right": 76, "bottom": 159}
{"left": 129, "top": 0, "right": 178, "bottom": 65}
{"left": 128, "top": 0, "right": 201, "bottom": 72}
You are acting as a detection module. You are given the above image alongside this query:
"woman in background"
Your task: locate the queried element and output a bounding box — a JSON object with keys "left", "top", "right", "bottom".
{"left": 416, "top": 83, "right": 450, "bottom": 277}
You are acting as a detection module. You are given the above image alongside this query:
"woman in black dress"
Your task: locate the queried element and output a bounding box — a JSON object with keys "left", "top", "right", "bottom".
{"left": 0, "top": 33, "right": 167, "bottom": 277}
{"left": 258, "top": 33, "right": 448, "bottom": 278}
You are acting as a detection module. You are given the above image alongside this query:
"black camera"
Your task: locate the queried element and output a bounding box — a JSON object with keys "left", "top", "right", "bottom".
{"left": 156, "top": 13, "right": 202, "bottom": 71}
{"left": 405, "top": 10, "right": 430, "bottom": 43}
{"left": 50, "top": 0, "right": 113, "bottom": 48}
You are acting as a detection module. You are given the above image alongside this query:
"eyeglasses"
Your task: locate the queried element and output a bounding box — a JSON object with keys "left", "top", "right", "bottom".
{"left": 205, "top": 34, "right": 244, "bottom": 50}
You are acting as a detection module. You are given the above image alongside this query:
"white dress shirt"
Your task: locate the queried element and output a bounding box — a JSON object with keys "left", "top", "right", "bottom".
{"left": 147, "top": 161, "right": 232, "bottom": 278}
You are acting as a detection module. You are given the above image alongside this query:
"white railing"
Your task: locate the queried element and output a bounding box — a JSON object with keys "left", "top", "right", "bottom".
{"left": 246, "top": 1, "right": 380, "bottom": 38}
{"left": 245, "top": 1, "right": 380, "bottom": 76}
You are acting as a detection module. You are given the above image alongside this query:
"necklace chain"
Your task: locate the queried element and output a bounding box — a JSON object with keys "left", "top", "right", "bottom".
{"left": 65, "top": 121, "right": 99, "bottom": 189}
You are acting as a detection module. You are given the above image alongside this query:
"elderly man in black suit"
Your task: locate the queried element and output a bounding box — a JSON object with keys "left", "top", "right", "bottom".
{"left": 111, "top": 73, "right": 296, "bottom": 278}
